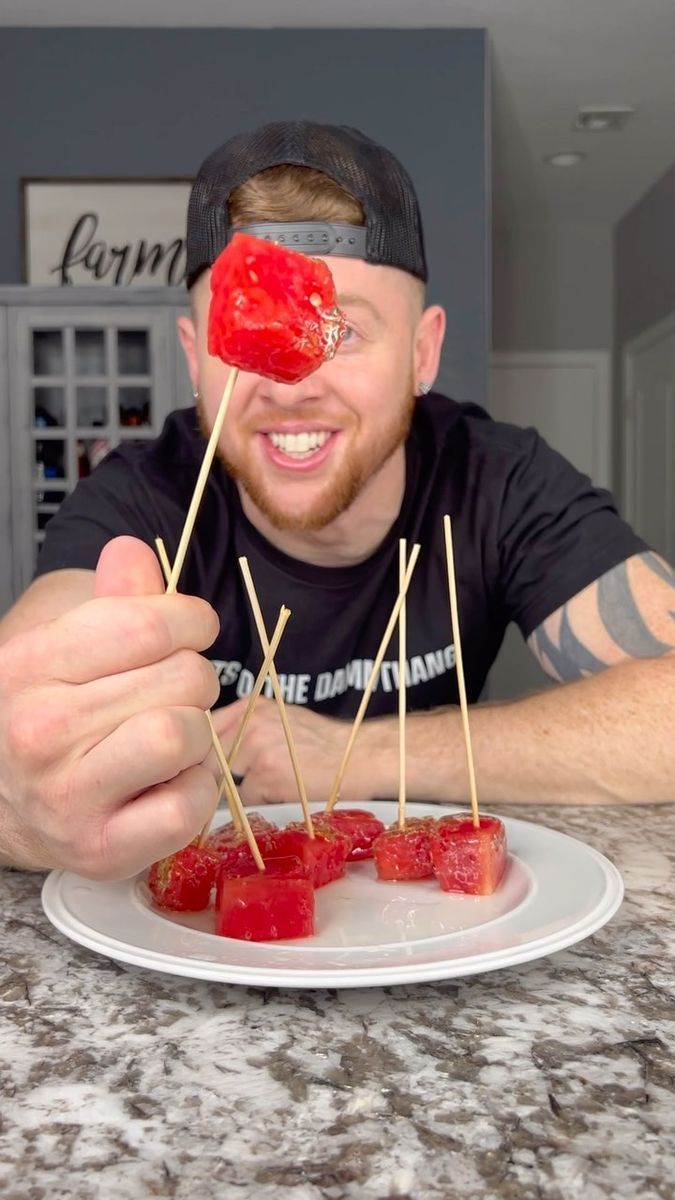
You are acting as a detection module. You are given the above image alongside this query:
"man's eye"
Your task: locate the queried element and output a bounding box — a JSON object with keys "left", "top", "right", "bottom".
{"left": 340, "top": 325, "right": 359, "bottom": 345}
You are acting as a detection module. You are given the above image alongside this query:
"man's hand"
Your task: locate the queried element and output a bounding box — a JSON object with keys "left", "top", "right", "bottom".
{"left": 0, "top": 536, "right": 221, "bottom": 878}
{"left": 212, "top": 696, "right": 396, "bottom": 807}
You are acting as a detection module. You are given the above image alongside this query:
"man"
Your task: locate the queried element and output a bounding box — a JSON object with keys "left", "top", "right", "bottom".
{"left": 0, "top": 121, "right": 673, "bottom": 880}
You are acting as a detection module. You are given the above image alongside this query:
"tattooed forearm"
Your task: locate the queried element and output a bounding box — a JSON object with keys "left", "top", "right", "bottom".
{"left": 529, "top": 551, "right": 675, "bottom": 682}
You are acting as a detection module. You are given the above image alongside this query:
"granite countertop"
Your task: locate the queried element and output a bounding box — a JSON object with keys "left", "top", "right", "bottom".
{"left": 1, "top": 804, "right": 673, "bottom": 1200}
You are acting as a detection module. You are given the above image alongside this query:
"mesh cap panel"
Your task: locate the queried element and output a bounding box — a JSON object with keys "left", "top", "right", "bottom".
{"left": 186, "top": 120, "right": 427, "bottom": 287}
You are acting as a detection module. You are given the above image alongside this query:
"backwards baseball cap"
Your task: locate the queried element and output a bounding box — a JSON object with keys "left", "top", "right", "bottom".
{"left": 185, "top": 119, "right": 427, "bottom": 288}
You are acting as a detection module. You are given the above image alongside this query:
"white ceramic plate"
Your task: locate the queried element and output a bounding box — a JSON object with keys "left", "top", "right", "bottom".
{"left": 41, "top": 802, "right": 623, "bottom": 988}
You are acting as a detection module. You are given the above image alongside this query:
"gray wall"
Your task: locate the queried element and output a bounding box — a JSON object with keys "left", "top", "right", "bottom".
{"left": 615, "top": 160, "right": 675, "bottom": 347}
{"left": 492, "top": 222, "right": 613, "bottom": 351}
{"left": 0, "top": 27, "right": 489, "bottom": 404}
{"left": 613, "top": 159, "right": 675, "bottom": 508}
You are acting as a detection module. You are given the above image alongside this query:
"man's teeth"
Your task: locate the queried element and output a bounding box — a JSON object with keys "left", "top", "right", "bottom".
{"left": 268, "top": 430, "right": 330, "bottom": 457}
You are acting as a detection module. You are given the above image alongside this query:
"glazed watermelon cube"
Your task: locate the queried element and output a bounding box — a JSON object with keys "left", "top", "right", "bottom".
{"left": 208, "top": 233, "right": 346, "bottom": 383}
{"left": 205, "top": 820, "right": 280, "bottom": 880}
{"left": 430, "top": 815, "right": 507, "bottom": 895}
{"left": 214, "top": 847, "right": 311, "bottom": 909}
{"left": 372, "top": 818, "right": 436, "bottom": 881}
{"left": 216, "top": 869, "right": 315, "bottom": 941}
{"left": 319, "top": 808, "right": 385, "bottom": 861}
{"left": 147, "top": 843, "right": 221, "bottom": 912}
{"left": 281, "top": 823, "right": 350, "bottom": 887}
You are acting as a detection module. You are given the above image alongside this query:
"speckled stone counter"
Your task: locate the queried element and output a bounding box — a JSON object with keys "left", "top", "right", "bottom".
{"left": 1, "top": 805, "right": 673, "bottom": 1200}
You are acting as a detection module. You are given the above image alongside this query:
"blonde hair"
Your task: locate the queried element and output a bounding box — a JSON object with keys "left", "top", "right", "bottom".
{"left": 228, "top": 164, "right": 365, "bottom": 226}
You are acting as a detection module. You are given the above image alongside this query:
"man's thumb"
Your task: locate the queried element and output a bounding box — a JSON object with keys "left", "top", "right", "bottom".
{"left": 94, "top": 535, "right": 167, "bottom": 598}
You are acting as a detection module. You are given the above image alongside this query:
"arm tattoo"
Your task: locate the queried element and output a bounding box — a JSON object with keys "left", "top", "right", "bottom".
{"left": 596, "top": 558, "right": 673, "bottom": 657}
{"left": 641, "top": 551, "right": 675, "bottom": 587}
{"left": 531, "top": 613, "right": 604, "bottom": 682}
{"left": 529, "top": 550, "right": 675, "bottom": 682}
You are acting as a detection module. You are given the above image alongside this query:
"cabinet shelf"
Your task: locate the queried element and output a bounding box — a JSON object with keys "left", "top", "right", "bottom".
{"left": 31, "top": 374, "right": 153, "bottom": 387}
{"left": 32, "top": 477, "right": 72, "bottom": 490}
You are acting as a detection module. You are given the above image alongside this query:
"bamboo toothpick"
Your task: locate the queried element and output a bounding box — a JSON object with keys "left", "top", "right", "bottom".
{"left": 166, "top": 367, "right": 239, "bottom": 595}
{"left": 326, "top": 542, "right": 421, "bottom": 813}
{"left": 443, "top": 514, "right": 480, "bottom": 828}
{"left": 397, "top": 539, "right": 407, "bottom": 831}
{"left": 154, "top": 536, "right": 173, "bottom": 586}
{"left": 226, "top": 607, "right": 291, "bottom": 767}
{"left": 202, "top": 713, "right": 263, "bottom": 867}
{"left": 154, "top": 536, "right": 240, "bottom": 832}
{"left": 154, "top": 536, "right": 263, "bottom": 867}
{"left": 209, "top": 605, "right": 291, "bottom": 813}
{"left": 238, "top": 557, "right": 314, "bottom": 838}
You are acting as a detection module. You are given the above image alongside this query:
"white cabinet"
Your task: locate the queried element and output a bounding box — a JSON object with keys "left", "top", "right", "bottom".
{"left": 0, "top": 287, "right": 190, "bottom": 613}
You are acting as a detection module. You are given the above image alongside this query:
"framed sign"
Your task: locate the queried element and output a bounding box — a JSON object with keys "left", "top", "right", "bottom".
{"left": 22, "top": 179, "right": 192, "bottom": 287}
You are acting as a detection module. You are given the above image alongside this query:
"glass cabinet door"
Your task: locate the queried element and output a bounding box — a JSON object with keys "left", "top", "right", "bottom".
{"left": 9, "top": 305, "right": 175, "bottom": 596}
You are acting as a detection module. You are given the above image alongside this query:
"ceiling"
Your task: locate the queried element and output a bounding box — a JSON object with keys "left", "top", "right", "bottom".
{"left": 3, "top": 0, "right": 675, "bottom": 228}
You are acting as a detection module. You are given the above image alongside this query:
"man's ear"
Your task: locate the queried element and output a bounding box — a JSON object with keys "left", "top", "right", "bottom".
{"left": 414, "top": 304, "right": 446, "bottom": 391}
{"left": 176, "top": 313, "right": 199, "bottom": 392}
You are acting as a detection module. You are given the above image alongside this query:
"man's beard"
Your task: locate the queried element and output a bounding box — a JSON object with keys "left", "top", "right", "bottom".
{"left": 197, "top": 386, "right": 416, "bottom": 533}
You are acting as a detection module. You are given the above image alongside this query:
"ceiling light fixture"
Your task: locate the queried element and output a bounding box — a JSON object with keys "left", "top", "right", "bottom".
{"left": 573, "top": 105, "right": 635, "bottom": 132}
{"left": 544, "top": 151, "right": 587, "bottom": 168}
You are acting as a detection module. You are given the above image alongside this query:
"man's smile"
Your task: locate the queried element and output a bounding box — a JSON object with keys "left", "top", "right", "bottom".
{"left": 256, "top": 426, "right": 341, "bottom": 470}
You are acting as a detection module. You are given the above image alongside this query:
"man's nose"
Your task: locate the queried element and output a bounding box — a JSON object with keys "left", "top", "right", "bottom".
{"left": 257, "top": 372, "right": 325, "bottom": 409}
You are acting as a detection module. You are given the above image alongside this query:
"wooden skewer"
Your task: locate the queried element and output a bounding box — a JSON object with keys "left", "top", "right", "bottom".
{"left": 443, "top": 514, "right": 480, "bottom": 828}
{"left": 154, "top": 536, "right": 173, "bottom": 586}
{"left": 325, "top": 542, "right": 421, "bottom": 813}
{"left": 154, "top": 536, "right": 241, "bottom": 832}
{"left": 165, "top": 367, "right": 239, "bottom": 595}
{"left": 154, "top": 535, "right": 263, "bottom": 867}
{"left": 154, "top": 537, "right": 241, "bottom": 830}
{"left": 238, "top": 557, "right": 315, "bottom": 838}
{"left": 397, "top": 539, "right": 407, "bottom": 831}
{"left": 227, "top": 606, "right": 291, "bottom": 767}
{"left": 201, "top": 713, "right": 264, "bottom": 866}
{"left": 210, "top": 605, "right": 291, "bottom": 812}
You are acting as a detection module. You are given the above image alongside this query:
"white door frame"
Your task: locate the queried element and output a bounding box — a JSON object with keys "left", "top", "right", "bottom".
{"left": 622, "top": 308, "right": 675, "bottom": 529}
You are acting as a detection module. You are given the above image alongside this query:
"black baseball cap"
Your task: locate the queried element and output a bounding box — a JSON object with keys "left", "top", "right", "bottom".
{"left": 186, "top": 119, "right": 427, "bottom": 288}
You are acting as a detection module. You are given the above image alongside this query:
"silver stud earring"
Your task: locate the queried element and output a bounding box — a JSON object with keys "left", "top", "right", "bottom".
{"left": 418, "top": 381, "right": 432, "bottom": 396}
{"left": 192, "top": 388, "right": 200, "bottom": 400}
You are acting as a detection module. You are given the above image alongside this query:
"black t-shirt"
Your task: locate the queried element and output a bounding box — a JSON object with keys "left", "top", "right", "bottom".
{"left": 35, "top": 394, "right": 646, "bottom": 716}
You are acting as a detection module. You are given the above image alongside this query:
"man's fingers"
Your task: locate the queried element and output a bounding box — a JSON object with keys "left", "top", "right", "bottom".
{"left": 4, "top": 593, "right": 219, "bottom": 687}
{"left": 94, "top": 535, "right": 166, "bottom": 598}
{"left": 95, "top": 765, "right": 219, "bottom": 879}
{"left": 44, "top": 651, "right": 221, "bottom": 757}
{"left": 77, "top": 706, "right": 215, "bottom": 812}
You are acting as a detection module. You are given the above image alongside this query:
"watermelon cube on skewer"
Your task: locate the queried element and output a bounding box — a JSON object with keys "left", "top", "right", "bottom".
{"left": 208, "top": 232, "right": 347, "bottom": 384}
{"left": 372, "top": 818, "right": 436, "bottom": 881}
{"left": 430, "top": 814, "right": 507, "bottom": 895}
{"left": 217, "top": 857, "right": 315, "bottom": 941}
{"left": 147, "top": 843, "right": 221, "bottom": 912}
{"left": 282, "top": 823, "right": 351, "bottom": 887}
{"left": 318, "top": 808, "right": 385, "bottom": 861}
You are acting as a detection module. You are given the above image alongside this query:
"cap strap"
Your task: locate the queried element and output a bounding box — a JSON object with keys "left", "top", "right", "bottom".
{"left": 228, "top": 221, "right": 367, "bottom": 259}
